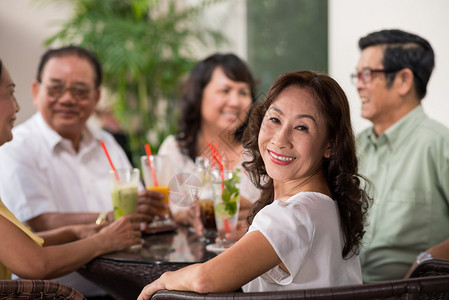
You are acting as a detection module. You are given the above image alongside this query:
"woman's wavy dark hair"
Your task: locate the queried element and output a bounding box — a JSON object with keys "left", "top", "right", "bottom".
{"left": 0, "top": 59, "right": 3, "bottom": 78}
{"left": 242, "top": 70, "right": 371, "bottom": 258}
{"left": 175, "top": 53, "right": 257, "bottom": 160}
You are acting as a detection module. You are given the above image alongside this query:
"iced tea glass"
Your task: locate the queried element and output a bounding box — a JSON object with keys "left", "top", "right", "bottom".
{"left": 194, "top": 157, "right": 217, "bottom": 243}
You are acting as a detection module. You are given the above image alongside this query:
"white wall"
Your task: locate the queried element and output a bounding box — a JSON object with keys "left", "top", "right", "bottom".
{"left": 191, "top": 0, "right": 248, "bottom": 60}
{"left": 0, "top": 1, "right": 72, "bottom": 124}
{"left": 329, "top": 0, "right": 449, "bottom": 133}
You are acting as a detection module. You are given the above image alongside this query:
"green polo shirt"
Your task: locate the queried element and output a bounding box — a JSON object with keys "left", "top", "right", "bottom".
{"left": 357, "top": 105, "right": 449, "bottom": 282}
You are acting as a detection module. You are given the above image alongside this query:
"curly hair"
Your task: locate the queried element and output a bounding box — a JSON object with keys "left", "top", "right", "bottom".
{"left": 242, "top": 71, "right": 371, "bottom": 258}
{"left": 175, "top": 53, "right": 257, "bottom": 160}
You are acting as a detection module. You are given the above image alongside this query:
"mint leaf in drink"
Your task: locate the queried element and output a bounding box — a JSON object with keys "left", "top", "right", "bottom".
{"left": 222, "top": 169, "right": 240, "bottom": 216}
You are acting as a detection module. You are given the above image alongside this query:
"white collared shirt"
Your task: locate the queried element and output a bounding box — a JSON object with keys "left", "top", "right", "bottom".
{"left": 0, "top": 112, "right": 132, "bottom": 223}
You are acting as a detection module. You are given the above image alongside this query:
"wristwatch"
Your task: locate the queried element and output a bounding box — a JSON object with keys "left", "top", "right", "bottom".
{"left": 416, "top": 252, "right": 434, "bottom": 264}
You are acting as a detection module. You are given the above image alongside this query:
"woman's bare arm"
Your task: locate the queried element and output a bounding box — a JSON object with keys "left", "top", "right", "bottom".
{"left": 138, "top": 230, "right": 281, "bottom": 300}
{"left": 0, "top": 214, "right": 141, "bottom": 279}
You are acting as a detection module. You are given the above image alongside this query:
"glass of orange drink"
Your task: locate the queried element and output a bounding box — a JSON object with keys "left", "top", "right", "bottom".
{"left": 141, "top": 154, "right": 172, "bottom": 220}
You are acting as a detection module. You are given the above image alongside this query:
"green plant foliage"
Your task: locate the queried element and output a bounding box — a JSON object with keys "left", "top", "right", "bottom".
{"left": 38, "top": 0, "right": 226, "bottom": 165}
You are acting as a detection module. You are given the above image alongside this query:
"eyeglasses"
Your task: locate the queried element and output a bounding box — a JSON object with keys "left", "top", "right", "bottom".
{"left": 350, "top": 68, "right": 398, "bottom": 85}
{"left": 45, "top": 84, "right": 92, "bottom": 101}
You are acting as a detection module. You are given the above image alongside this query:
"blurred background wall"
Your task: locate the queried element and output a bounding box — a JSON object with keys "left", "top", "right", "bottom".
{"left": 1, "top": 0, "right": 448, "bottom": 134}
{"left": 329, "top": 0, "right": 449, "bottom": 132}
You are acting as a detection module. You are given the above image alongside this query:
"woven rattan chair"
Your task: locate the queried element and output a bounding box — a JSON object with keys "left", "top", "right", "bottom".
{"left": 0, "top": 279, "right": 85, "bottom": 299}
{"left": 408, "top": 259, "right": 449, "bottom": 278}
{"left": 78, "top": 257, "right": 192, "bottom": 300}
{"left": 151, "top": 275, "right": 449, "bottom": 300}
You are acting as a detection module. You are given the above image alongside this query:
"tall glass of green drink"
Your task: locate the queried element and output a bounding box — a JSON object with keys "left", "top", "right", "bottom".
{"left": 110, "top": 168, "right": 140, "bottom": 220}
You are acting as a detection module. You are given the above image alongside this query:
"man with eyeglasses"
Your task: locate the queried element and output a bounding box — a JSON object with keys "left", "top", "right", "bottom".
{"left": 0, "top": 46, "right": 167, "bottom": 298}
{"left": 353, "top": 29, "right": 449, "bottom": 282}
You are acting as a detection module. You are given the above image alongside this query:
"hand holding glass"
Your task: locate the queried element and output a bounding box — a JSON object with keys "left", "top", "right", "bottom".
{"left": 141, "top": 155, "right": 172, "bottom": 219}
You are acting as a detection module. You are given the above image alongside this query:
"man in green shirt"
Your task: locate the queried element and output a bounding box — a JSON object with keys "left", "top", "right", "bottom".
{"left": 353, "top": 29, "right": 449, "bottom": 282}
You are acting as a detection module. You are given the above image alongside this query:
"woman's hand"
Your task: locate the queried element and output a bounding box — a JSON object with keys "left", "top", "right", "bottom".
{"left": 189, "top": 202, "right": 204, "bottom": 236}
{"left": 173, "top": 203, "right": 204, "bottom": 236}
{"left": 97, "top": 214, "right": 142, "bottom": 252}
{"left": 138, "top": 276, "right": 168, "bottom": 300}
{"left": 73, "top": 223, "right": 103, "bottom": 239}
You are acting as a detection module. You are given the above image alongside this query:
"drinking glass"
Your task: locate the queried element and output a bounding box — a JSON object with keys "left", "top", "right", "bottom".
{"left": 141, "top": 155, "right": 172, "bottom": 220}
{"left": 211, "top": 168, "right": 240, "bottom": 248}
{"left": 109, "top": 168, "right": 140, "bottom": 220}
{"left": 194, "top": 157, "right": 217, "bottom": 243}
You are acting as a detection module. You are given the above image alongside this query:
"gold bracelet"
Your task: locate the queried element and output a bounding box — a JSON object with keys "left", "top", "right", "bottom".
{"left": 95, "top": 211, "right": 109, "bottom": 225}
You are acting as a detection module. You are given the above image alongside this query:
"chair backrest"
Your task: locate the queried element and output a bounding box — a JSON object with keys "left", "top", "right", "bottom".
{"left": 408, "top": 259, "right": 449, "bottom": 278}
{"left": 0, "top": 279, "right": 86, "bottom": 299}
{"left": 152, "top": 275, "right": 449, "bottom": 300}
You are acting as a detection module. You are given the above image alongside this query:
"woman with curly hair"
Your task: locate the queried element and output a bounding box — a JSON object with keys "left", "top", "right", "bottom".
{"left": 138, "top": 71, "right": 371, "bottom": 299}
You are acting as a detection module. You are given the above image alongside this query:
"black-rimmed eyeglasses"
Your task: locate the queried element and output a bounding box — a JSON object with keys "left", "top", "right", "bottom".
{"left": 350, "top": 68, "right": 399, "bottom": 85}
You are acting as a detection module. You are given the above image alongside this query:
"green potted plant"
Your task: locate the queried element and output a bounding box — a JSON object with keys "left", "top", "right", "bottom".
{"left": 39, "top": 0, "right": 225, "bottom": 165}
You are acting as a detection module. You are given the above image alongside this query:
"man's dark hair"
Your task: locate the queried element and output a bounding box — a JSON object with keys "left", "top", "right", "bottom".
{"left": 359, "top": 29, "right": 434, "bottom": 100}
{"left": 36, "top": 45, "right": 102, "bottom": 88}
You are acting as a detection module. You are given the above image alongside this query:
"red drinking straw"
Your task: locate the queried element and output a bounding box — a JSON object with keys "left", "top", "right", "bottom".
{"left": 100, "top": 140, "right": 120, "bottom": 182}
{"left": 212, "top": 154, "right": 225, "bottom": 193}
{"left": 206, "top": 141, "right": 222, "bottom": 166}
{"left": 211, "top": 149, "right": 230, "bottom": 234}
{"left": 144, "top": 144, "right": 159, "bottom": 186}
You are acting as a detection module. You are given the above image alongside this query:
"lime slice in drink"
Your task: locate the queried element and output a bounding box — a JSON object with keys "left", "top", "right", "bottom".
{"left": 215, "top": 203, "right": 231, "bottom": 219}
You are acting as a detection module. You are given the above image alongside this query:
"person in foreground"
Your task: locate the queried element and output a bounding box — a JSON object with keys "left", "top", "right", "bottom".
{"left": 158, "top": 53, "right": 260, "bottom": 235}
{"left": 0, "top": 46, "right": 165, "bottom": 296}
{"left": 353, "top": 29, "right": 449, "bottom": 282}
{"left": 0, "top": 58, "right": 141, "bottom": 280}
{"left": 138, "top": 70, "right": 371, "bottom": 299}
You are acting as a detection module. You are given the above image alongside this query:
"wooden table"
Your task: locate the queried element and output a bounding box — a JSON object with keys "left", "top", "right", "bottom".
{"left": 77, "top": 226, "right": 216, "bottom": 300}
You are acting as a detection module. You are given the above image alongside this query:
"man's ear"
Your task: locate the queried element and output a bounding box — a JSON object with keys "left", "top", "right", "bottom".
{"left": 31, "top": 80, "right": 40, "bottom": 108}
{"left": 396, "top": 68, "right": 414, "bottom": 96}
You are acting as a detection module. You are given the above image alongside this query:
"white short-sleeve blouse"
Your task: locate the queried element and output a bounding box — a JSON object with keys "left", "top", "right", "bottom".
{"left": 242, "top": 192, "right": 362, "bottom": 292}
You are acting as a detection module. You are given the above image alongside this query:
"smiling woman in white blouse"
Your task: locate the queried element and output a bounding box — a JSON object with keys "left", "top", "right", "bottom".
{"left": 138, "top": 70, "right": 372, "bottom": 299}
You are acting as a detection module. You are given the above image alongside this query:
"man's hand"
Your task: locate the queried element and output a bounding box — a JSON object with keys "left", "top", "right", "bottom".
{"left": 136, "top": 189, "right": 169, "bottom": 223}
